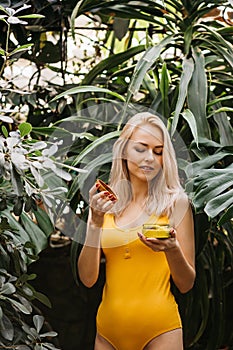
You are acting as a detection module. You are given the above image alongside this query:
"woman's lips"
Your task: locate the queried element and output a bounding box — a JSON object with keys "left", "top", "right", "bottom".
{"left": 140, "top": 166, "right": 154, "bottom": 171}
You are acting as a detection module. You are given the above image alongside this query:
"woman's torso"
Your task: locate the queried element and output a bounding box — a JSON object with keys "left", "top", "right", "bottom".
{"left": 96, "top": 213, "right": 181, "bottom": 349}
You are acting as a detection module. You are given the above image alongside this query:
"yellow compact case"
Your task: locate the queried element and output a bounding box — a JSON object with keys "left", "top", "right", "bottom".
{"left": 142, "top": 224, "right": 171, "bottom": 239}
{"left": 96, "top": 179, "right": 118, "bottom": 200}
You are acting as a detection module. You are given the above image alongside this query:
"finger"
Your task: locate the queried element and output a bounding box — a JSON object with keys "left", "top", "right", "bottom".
{"left": 170, "top": 228, "right": 176, "bottom": 238}
{"left": 89, "top": 183, "right": 99, "bottom": 197}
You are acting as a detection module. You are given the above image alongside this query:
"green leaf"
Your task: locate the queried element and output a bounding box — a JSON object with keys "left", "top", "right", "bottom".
{"left": 33, "top": 315, "right": 44, "bottom": 333}
{"left": 33, "top": 291, "right": 51, "bottom": 308}
{"left": 127, "top": 35, "right": 174, "bottom": 99}
{"left": 81, "top": 45, "right": 145, "bottom": 87}
{"left": 185, "top": 151, "right": 231, "bottom": 177}
{"left": 7, "top": 297, "right": 31, "bottom": 314}
{"left": 217, "top": 204, "right": 233, "bottom": 226}
{"left": 18, "top": 14, "right": 45, "bottom": 19}
{"left": 181, "top": 109, "right": 199, "bottom": 147}
{"left": 32, "top": 126, "right": 73, "bottom": 137}
{"left": 0, "top": 5, "right": 8, "bottom": 14}
{"left": 159, "top": 62, "right": 170, "bottom": 117}
{"left": 0, "top": 314, "right": 14, "bottom": 341}
{"left": 71, "top": 131, "right": 120, "bottom": 167}
{"left": 9, "top": 44, "right": 33, "bottom": 57}
{"left": 50, "top": 86, "right": 125, "bottom": 103}
{"left": 68, "top": 152, "right": 112, "bottom": 201}
{"left": 204, "top": 188, "right": 233, "bottom": 218}
{"left": 1, "top": 282, "right": 16, "bottom": 295}
{"left": 20, "top": 213, "right": 49, "bottom": 254}
{"left": 33, "top": 207, "right": 54, "bottom": 237}
{"left": 1, "top": 125, "right": 8, "bottom": 138}
{"left": 18, "top": 122, "right": 32, "bottom": 137}
{"left": 187, "top": 49, "right": 210, "bottom": 138}
{"left": 196, "top": 23, "right": 233, "bottom": 67}
{"left": 192, "top": 169, "right": 233, "bottom": 210}
{"left": 171, "top": 56, "right": 194, "bottom": 136}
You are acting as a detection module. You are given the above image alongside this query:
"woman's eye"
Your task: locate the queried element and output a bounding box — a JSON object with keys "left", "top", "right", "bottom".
{"left": 135, "top": 147, "right": 145, "bottom": 153}
{"left": 154, "top": 150, "right": 163, "bottom": 156}
{"left": 153, "top": 148, "right": 163, "bottom": 155}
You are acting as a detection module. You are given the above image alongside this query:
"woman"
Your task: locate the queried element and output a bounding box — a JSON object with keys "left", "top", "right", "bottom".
{"left": 78, "top": 112, "right": 195, "bottom": 350}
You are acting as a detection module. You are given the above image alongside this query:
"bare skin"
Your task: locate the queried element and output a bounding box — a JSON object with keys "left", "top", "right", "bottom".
{"left": 95, "top": 329, "right": 183, "bottom": 350}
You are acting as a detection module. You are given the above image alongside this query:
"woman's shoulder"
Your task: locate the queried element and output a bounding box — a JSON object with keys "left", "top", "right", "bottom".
{"left": 175, "top": 190, "right": 190, "bottom": 206}
{"left": 170, "top": 191, "right": 191, "bottom": 227}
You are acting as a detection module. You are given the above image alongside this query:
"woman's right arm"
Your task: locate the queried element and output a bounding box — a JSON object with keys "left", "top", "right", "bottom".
{"left": 78, "top": 183, "right": 116, "bottom": 287}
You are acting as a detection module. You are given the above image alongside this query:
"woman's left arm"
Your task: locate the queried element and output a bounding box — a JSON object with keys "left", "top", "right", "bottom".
{"left": 165, "top": 201, "right": 195, "bottom": 293}
{"left": 138, "top": 196, "right": 195, "bottom": 293}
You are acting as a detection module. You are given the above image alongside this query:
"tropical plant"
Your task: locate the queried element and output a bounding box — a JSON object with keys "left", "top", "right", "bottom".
{"left": 51, "top": 1, "right": 233, "bottom": 349}
{"left": 0, "top": 3, "right": 84, "bottom": 348}
{"left": 1, "top": 0, "right": 233, "bottom": 349}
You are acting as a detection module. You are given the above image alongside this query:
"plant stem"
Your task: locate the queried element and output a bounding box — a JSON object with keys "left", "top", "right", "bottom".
{"left": 0, "top": 23, "right": 10, "bottom": 78}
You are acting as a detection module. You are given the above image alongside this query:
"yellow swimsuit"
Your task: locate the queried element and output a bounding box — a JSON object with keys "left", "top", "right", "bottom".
{"left": 96, "top": 213, "right": 182, "bottom": 350}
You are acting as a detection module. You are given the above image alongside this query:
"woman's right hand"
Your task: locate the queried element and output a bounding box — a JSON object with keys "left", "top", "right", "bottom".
{"left": 88, "top": 183, "right": 117, "bottom": 227}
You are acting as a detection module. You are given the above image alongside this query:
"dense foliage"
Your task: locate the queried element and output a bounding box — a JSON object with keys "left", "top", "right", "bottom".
{"left": 0, "top": 0, "right": 233, "bottom": 349}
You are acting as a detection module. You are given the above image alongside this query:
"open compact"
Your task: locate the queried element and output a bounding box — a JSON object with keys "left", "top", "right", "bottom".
{"left": 142, "top": 224, "right": 171, "bottom": 239}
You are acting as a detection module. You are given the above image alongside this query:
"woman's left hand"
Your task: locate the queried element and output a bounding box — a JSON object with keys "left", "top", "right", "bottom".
{"left": 137, "top": 228, "right": 178, "bottom": 252}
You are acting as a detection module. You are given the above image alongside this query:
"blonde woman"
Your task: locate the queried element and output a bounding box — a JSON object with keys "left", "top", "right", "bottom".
{"left": 78, "top": 113, "right": 195, "bottom": 350}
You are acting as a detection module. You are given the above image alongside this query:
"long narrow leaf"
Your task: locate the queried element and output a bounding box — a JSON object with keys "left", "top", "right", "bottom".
{"left": 181, "top": 109, "right": 199, "bottom": 146}
{"left": 71, "top": 131, "right": 120, "bottom": 167}
{"left": 187, "top": 49, "right": 210, "bottom": 138}
{"left": 171, "top": 56, "right": 194, "bottom": 136}
{"left": 50, "top": 86, "right": 125, "bottom": 103}
{"left": 81, "top": 45, "right": 145, "bottom": 86}
{"left": 127, "top": 35, "right": 174, "bottom": 100}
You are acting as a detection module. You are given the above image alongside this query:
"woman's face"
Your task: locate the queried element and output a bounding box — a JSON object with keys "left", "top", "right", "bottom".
{"left": 124, "top": 123, "right": 164, "bottom": 183}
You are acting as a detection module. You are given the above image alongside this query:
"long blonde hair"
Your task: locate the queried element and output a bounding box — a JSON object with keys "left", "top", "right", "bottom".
{"left": 109, "top": 112, "right": 185, "bottom": 217}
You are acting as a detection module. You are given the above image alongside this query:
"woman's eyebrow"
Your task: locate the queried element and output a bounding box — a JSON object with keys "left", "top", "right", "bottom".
{"left": 134, "top": 141, "right": 163, "bottom": 148}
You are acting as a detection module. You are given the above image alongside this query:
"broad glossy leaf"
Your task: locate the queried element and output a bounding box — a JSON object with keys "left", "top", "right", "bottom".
{"left": 33, "top": 291, "right": 51, "bottom": 308}
{"left": 18, "top": 122, "right": 32, "bottom": 137}
{"left": 218, "top": 204, "right": 233, "bottom": 226}
{"left": 205, "top": 188, "right": 233, "bottom": 218}
{"left": 191, "top": 169, "right": 233, "bottom": 209}
{"left": 0, "top": 314, "right": 14, "bottom": 341}
{"left": 32, "top": 207, "right": 54, "bottom": 237}
{"left": 185, "top": 150, "right": 231, "bottom": 177}
{"left": 20, "top": 213, "right": 48, "bottom": 254}
{"left": 33, "top": 314, "right": 44, "bottom": 333}
{"left": 7, "top": 297, "right": 31, "bottom": 314}
{"left": 1, "top": 282, "right": 16, "bottom": 295}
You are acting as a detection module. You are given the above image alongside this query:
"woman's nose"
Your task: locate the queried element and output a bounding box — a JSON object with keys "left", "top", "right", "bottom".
{"left": 144, "top": 149, "right": 154, "bottom": 161}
